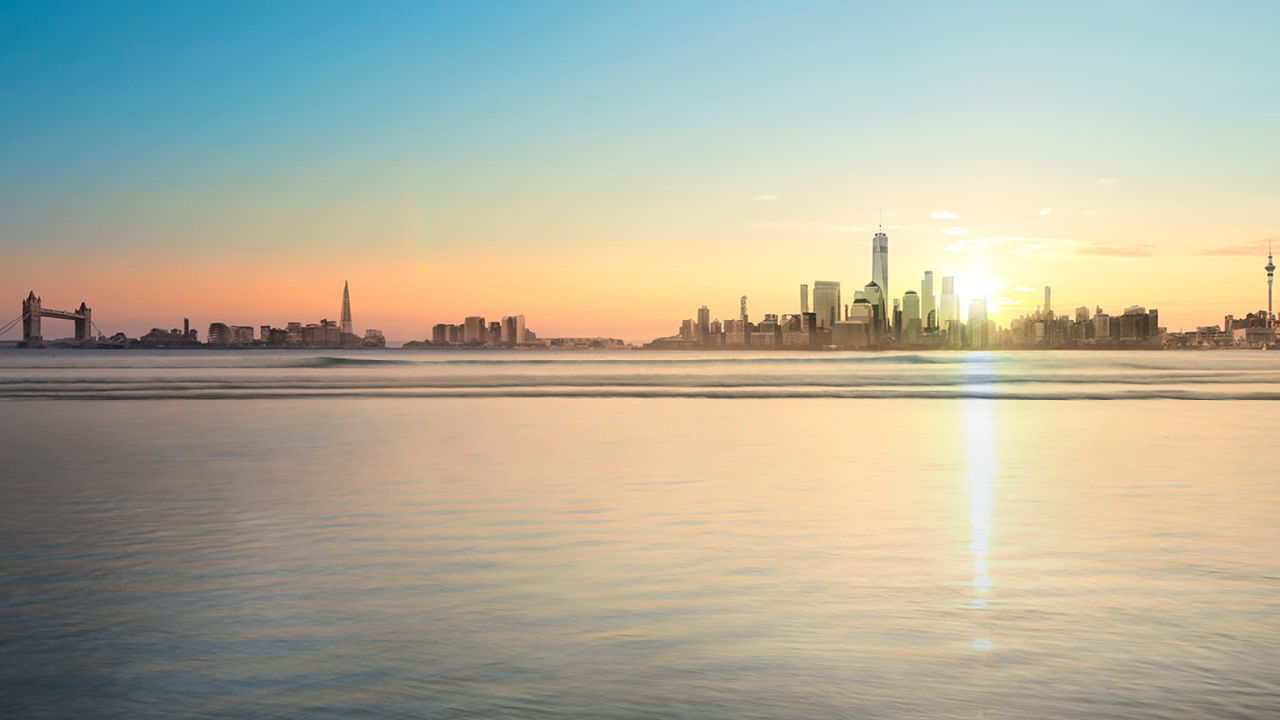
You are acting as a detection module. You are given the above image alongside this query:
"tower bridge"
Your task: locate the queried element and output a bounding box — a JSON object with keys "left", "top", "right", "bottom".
{"left": 20, "top": 291, "right": 95, "bottom": 347}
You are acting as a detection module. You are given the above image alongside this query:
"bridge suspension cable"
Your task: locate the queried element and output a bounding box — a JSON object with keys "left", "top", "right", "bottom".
{"left": 0, "top": 311, "right": 28, "bottom": 338}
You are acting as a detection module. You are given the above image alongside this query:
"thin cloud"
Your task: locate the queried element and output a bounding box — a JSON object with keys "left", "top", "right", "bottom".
{"left": 753, "top": 194, "right": 780, "bottom": 201}
{"left": 1013, "top": 286, "right": 1037, "bottom": 292}
{"left": 989, "top": 294, "right": 1029, "bottom": 312}
{"left": 930, "top": 210, "right": 956, "bottom": 219}
{"left": 756, "top": 221, "right": 873, "bottom": 233}
{"left": 1191, "top": 239, "right": 1269, "bottom": 256}
{"left": 1038, "top": 207, "right": 1053, "bottom": 216}
{"left": 1095, "top": 178, "right": 1120, "bottom": 185}
{"left": 947, "top": 235, "right": 1154, "bottom": 257}
{"left": 944, "top": 236, "right": 1061, "bottom": 254}
{"left": 941, "top": 227, "right": 968, "bottom": 236}
{"left": 1075, "top": 243, "right": 1156, "bottom": 257}
{"left": 1084, "top": 210, "right": 1098, "bottom": 216}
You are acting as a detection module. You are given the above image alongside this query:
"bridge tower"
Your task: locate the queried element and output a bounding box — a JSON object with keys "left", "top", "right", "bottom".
{"left": 22, "top": 291, "right": 41, "bottom": 345}
{"left": 76, "top": 302, "right": 93, "bottom": 343}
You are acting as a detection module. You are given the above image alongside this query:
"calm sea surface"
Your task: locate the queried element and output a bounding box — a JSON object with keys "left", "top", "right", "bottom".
{"left": 2, "top": 350, "right": 1278, "bottom": 719}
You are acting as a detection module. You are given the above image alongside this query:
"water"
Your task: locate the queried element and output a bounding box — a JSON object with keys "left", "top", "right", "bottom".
{"left": 1, "top": 348, "right": 1279, "bottom": 399}
{"left": 2, "top": 350, "right": 1279, "bottom": 718}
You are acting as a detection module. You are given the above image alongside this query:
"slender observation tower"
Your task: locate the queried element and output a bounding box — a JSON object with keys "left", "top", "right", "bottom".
{"left": 340, "top": 281, "right": 353, "bottom": 336}
{"left": 1267, "top": 244, "right": 1275, "bottom": 328}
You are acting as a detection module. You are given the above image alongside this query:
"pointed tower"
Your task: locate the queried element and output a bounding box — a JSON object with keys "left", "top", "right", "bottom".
{"left": 1267, "top": 243, "right": 1275, "bottom": 328}
{"left": 340, "top": 281, "right": 353, "bottom": 336}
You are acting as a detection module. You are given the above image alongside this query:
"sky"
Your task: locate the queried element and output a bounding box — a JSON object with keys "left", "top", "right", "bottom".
{"left": 2, "top": 1, "right": 1279, "bottom": 343}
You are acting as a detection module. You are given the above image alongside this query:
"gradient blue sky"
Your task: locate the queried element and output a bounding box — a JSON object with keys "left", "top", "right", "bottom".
{"left": 3, "top": 1, "right": 1278, "bottom": 341}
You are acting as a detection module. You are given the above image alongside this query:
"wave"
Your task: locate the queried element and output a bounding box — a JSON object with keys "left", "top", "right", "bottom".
{"left": 3, "top": 350, "right": 1278, "bottom": 401}
{"left": 4, "top": 386, "right": 1280, "bottom": 401}
{"left": 298, "top": 356, "right": 416, "bottom": 368}
{"left": 2, "top": 349, "right": 1276, "bottom": 373}
{"left": 0, "top": 371, "right": 1277, "bottom": 390}
{"left": 0, "top": 351, "right": 1005, "bottom": 371}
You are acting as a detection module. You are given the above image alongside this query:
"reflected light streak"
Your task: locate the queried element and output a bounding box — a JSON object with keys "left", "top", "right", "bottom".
{"left": 966, "top": 353, "right": 995, "bottom": 645}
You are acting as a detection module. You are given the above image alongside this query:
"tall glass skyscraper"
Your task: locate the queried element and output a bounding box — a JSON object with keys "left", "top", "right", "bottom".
{"left": 921, "top": 271, "right": 936, "bottom": 329}
{"left": 872, "top": 232, "right": 889, "bottom": 299}
{"left": 940, "top": 276, "right": 959, "bottom": 331}
{"left": 812, "top": 281, "right": 841, "bottom": 328}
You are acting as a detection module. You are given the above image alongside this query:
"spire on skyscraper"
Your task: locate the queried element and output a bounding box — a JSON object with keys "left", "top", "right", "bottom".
{"left": 340, "top": 281, "right": 353, "bottom": 336}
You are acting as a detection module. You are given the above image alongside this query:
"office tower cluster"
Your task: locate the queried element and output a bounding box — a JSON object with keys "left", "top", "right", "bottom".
{"left": 1005, "top": 292, "right": 1160, "bottom": 348}
{"left": 406, "top": 313, "right": 634, "bottom": 349}
{"left": 1166, "top": 310, "right": 1276, "bottom": 347}
{"left": 651, "top": 230, "right": 995, "bottom": 350}
{"left": 424, "top": 314, "right": 538, "bottom": 347}
{"left": 645, "top": 228, "right": 1280, "bottom": 350}
{"left": 136, "top": 318, "right": 200, "bottom": 347}
{"left": 206, "top": 282, "right": 386, "bottom": 348}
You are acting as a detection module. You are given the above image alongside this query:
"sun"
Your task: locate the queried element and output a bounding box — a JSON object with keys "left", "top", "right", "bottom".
{"left": 940, "top": 264, "right": 1008, "bottom": 320}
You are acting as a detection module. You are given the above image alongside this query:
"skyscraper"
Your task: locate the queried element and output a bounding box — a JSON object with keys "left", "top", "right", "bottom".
{"left": 340, "top": 281, "right": 353, "bottom": 336}
{"left": 464, "top": 316, "right": 486, "bottom": 344}
{"left": 902, "top": 290, "right": 921, "bottom": 322}
{"left": 812, "top": 281, "right": 841, "bottom": 328}
{"left": 800, "top": 284, "right": 809, "bottom": 314}
{"left": 921, "top": 271, "right": 935, "bottom": 330}
{"left": 940, "top": 276, "right": 959, "bottom": 333}
{"left": 968, "top": 296, "right": 988, "bottom": 324}
{"left": 863, "top": 281, "right": 886, "bottom": 340}
{"left": 968, "top": 296, "right": 989, "bottom": 348}
{"left": 872, "top": 232, "right": 889, "bottom": 299}
{"left": 500, "top": 315, "right": 527, "bottom": 344}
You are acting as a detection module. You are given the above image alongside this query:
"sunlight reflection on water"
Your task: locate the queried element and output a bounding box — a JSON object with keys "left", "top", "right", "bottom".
{"left": 967, "top": 353, "right": 995, "bottom": 639}
{"left": 2, "top": 352, "right": 1280, "bottom": 719}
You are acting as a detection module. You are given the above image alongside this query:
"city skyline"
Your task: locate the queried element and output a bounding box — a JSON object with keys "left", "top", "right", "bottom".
{"left": 9, "top": 231, "right": 1271, "bottom": 349}
{"left": 653, "top": 227, "right": 1182, "bottom": 350}
{"left": 3, "top": 3, "right": 1280, "bottom": 343}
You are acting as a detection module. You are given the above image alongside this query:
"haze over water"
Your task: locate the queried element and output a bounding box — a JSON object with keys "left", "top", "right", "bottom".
{"left": 3, "top": 351, "right": 1279, "bottom": 718}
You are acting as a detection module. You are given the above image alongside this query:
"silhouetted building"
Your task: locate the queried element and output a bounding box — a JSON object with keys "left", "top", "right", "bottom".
{"left": 500, "top": 314, "right": 527, "bottom": 344}
{"left": 464, "top": 316, "right": 486, "bottom": 344}
{"left": 322, "top": 319, "right": 339, "bottom": 346}
{"left": 921, "top": 271, "right": 936, "bottom": 330}
{"left": 138, "top": 324, "right": 199, "bottom": 346}
{"left": 207, "top": 323, "right": 232, "bottom": 346}
{"left": 1094, "top": 312, "right": 1111, "bottom": 341}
